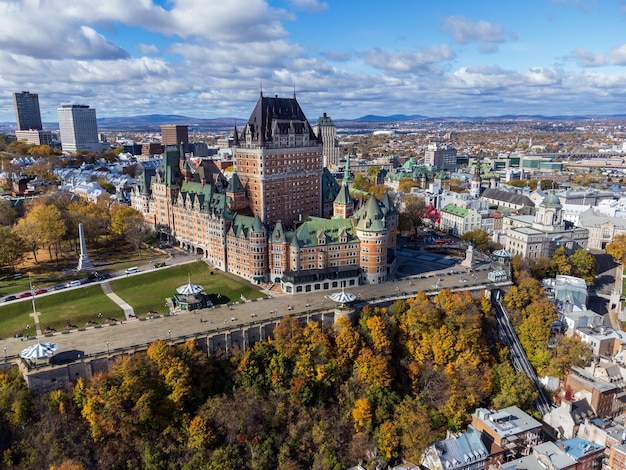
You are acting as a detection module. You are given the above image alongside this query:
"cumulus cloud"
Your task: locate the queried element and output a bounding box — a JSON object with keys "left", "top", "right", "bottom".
{"left": 610, "top": 44, "right": 626, "bottom": 65}
{"left": 570, "top": 47, "right": 606, "bottom": 67}
{"left": 137, "top": 44, "right": 161, "bottom": 56}
{"left": 441, "top": 16, "right": 513, "bottom": 54}
{"left": 363, "top": 45, "right": 455, "bottom": 73}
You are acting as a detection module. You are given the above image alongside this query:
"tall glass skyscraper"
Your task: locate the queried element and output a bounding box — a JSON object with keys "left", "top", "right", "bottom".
{"left": 57, "top": 104, "right": 101, "bottom": 153}
{"left": 13, "top": 91, "right": 43, "bottom": 131}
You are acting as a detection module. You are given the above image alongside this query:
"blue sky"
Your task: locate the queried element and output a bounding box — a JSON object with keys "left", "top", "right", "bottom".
{"left": 2, "top": 0, "right": 626, "bottom": 123}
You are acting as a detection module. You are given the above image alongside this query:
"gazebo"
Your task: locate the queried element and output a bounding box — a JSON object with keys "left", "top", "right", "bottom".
{"left": 326, "top": 289, "right": 356, "bottom": 308}
{"left": 171, "top": 275, "right": 212, "bottom": 311}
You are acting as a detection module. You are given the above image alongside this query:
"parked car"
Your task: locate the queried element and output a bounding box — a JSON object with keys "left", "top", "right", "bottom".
{"left": 53, "top": 284, "right": 66, "bottom": 291}
{"left": 65, "top": 280, "right": 81, "bottom": 288}
{"left": 4, "top": 295, "right": 17, "bottom": 302}
{"left": 154, "top": 262, "right": 166, "bottom": 268}
{"left": 34, "top": 289, "right": 48, "bottom": 295}
{"left": 18, "top": 292, "right": 32, "bottom": 298}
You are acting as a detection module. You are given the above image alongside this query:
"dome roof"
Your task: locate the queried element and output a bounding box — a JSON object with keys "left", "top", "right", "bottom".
{"left": 541, "top": 192, "right": 562, "bottom": 208}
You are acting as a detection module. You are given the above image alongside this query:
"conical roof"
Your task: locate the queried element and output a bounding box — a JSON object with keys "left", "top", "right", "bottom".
{"left": 272, "top": 220, "right": 286, "bottom": 243}
{"left": 334, "top": 182, "right": 352, "bottom": 206}
{"left": 252, "top": 214, "right": 264, "bottom": 233}
{"left": 356, "top": 195, "right": 386, "bottom": 232}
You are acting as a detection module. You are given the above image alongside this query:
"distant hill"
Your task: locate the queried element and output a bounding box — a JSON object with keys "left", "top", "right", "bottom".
{"left": 345, "top": 114, "right": 429, "bottom": 122}
{"left": 4, "top": 112, "right": 626, "bottom": 134}
{"left": 96, "top": 114, "right": 240, "bottom": 131}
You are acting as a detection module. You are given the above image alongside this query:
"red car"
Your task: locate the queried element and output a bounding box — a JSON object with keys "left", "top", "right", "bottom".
{"left": 34, "top": 289, "right": 48, "bottom": 295}
{"left": 18, "top": 292, "right": 32, "bottom": 298}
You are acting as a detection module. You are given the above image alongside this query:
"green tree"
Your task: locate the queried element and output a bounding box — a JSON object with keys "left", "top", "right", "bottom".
{"left": 400, "top": 195, "right": 425, "bottom": 238}
{"left": 530, "top": 257, "right": 557, "bottom": 280}
{"left": 491, "top": 353, "right": 538, "bottom": 409}
{"left": 461, "top": 228, "right": 490, "bottom": 251}
{"left": 0, "top": 228, "right": 26, "bottom": 271}
{"left": 398, "top": 177, "right": 419, "bottom": 193}
{"left": 0, "top": 199, "right": 17, "bottom": 226}
{"left": 544, "top": 335, "right": 593, "bottom": 378}
{"left": 393, "top": 395, "right": 441, "bottom": 463}
{"left": 569, "top": 248, "right": 597, "bottom": 286}
{"left": 14, "top": 213, "right": 40, "bottom": 263}
{"left": 552, "top": 246, "right": 571, "bottom": 275}
{"left": 110, "top": 205, "right": 150, "bottom": 254}
{"left": 352, "top": 174, "right": 372, "bottom": 192}
{"left": 30, "top": 203, "right": 67, "bottom": 262}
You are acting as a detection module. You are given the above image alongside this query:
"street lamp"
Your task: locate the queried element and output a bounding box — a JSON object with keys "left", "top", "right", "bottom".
{"left": 3, "top": 348, "right": 7, "bottom": 360}
{"left": 106, "top": 341, "right": 110, "bottom": 354}
{"left": 168, "top": 330, "right": 172, "bottom": 342}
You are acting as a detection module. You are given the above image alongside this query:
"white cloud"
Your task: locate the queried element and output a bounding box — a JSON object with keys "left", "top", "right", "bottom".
{"left": 440, "top": 16, "right": 514, "bottom": 54}
{"left": 137, "top": 44, "right": 161, "bottom": 56}
{"left": 570, "top": 47, "right": 606, "bottom": 67}
{"left": 363, "top": 45, "right": 455, "bottom": 73}
{"left": 610, "top": 44, "right": 626, "bottom": 65}
{"left": 441, "top": 16, "right": 507, "bottom": 44}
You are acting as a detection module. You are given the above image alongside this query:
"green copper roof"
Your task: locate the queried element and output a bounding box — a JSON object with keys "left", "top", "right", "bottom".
{"left": 227, "top": 173, "right": 245, "bottom": 193}
{"left": 442, "top": 204, "right": 469, "bottom": 217}
{"left": 252, "top": 214, "right": 264, "bottom": 233}
{"left": 315, "top": 113, "right": 335, "bottom": 127}
{"left": 230, "top": 214, "right": 263, "bottom": 239}
{"left": 293, "top": 217, "right": 356, "bottom": 247}
{"left": 355, "top": 195, "right": 386, "bottom": 232}
{"left": 334, "top": 182, "right": 352, "bottom": 206}
{"left": 271, "top": 221, "right": 287, "bottom": 243}
{"left": 542, "top": 192, "right": 562, "bottom": 208}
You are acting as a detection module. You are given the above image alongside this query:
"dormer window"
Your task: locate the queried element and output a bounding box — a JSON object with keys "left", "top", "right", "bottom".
{"left": 317, "top": 231, "right": 326, "bottom": 245}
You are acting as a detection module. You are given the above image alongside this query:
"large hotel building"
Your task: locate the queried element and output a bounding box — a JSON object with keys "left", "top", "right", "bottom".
{"left": 133, "top": 92, "right": 398, "bottom": 293}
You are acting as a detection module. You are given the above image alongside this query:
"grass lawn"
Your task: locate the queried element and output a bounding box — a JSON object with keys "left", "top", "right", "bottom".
{"left": 0, "top": 261, "right": 264, "bottom": 339}
{"left": 0, "top": 285, "right": 122, "bottom": 339}
{"left": 110, "top": 261, "right": 265, "bottom": 315}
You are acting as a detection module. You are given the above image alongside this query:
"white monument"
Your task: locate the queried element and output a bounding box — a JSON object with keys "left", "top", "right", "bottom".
{"left": 77, "top": 223, "right": 94, "bottom": 271}
{"left": 460, "top": 243, "right": 475, "bottom": 269}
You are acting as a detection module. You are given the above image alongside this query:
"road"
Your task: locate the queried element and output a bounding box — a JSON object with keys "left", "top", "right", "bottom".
{"left": 1, "top": 254, "right": 497, "bottom": 361}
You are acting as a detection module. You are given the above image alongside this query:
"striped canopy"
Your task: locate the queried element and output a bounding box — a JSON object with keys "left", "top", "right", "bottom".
{"left": 328, "top": 290, "right": 356, "bottom": 304}
{"left": 20, "top": 342, "right": 58, "bottom": 360}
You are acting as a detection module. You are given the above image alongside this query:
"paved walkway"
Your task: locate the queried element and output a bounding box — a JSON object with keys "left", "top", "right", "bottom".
{"left": 101, "top": 282, "right": 135, "bottom": 319}
{"left": 1, "top": 260, "right": 496, "bottom": 361}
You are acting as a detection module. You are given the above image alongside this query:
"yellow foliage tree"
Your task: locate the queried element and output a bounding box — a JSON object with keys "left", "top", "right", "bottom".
{"left": 334, "top": 316, "right": 362, "bottom": 369}
{"left": 352, "top": 397, "right": 373, "bottom": 431}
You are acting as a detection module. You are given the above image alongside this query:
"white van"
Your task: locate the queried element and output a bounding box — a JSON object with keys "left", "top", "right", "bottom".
{"left": 125, "top": 267, "right": 139, "bottom": 275}
{"left": 66, "top": 280, "right": 81, "bottom": 288}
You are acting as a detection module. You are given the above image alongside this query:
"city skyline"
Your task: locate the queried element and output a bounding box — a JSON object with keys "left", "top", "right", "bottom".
{"left": 2, "top": 1, "right": 626, "bottom": 123}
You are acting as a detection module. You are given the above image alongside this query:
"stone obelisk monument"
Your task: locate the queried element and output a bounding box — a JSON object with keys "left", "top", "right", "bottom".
{"left": 77, "top": 223, "right": 94, "bottom": 271}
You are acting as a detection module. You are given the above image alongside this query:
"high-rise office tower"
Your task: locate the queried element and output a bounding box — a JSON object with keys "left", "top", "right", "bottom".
{"left": 13, "top": 91, "right": 43, "bottom": 131}
{"left": 424, "top": 141, "right": 458, "bottom": 171}
{"left": 57, "top": 104, "right": 100, "bottom": 153}
{"left": 313, "top": 112, "right": 341, "bottom": 169}
{"left": 161, "top": 124, "right": 189, "bottom": 152}
{"left": 234, "top": 92, "right": 323, "bottom": 228}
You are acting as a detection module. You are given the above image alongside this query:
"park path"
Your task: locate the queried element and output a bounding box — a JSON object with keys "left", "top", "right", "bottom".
{"left": 100, "top": 281, "right": 135, "bottom": 319}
